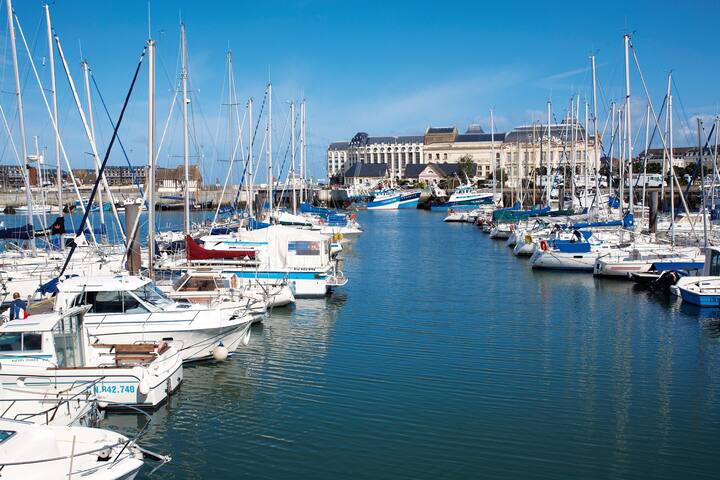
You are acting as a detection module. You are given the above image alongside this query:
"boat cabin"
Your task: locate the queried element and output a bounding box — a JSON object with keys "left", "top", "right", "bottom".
{"left": 704, "top": 247, "right": 720, "bottom": 276}
{"left": 56, "top": 275, "right": 175, "bottom": 315}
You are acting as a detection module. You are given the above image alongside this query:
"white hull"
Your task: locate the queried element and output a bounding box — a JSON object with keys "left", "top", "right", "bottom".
{"left": 529, "top": 249, "right": 598, "bottom": 271}
{"left": 513, "top": 240, "right": 536, "bottom": 256}
{"left": 0, "top": 357, "right": 182, "bottom": 409}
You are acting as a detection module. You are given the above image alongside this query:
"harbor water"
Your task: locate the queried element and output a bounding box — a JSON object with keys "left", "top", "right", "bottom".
{"left": 8, "top": 208, "right": 720, "bottom": 478}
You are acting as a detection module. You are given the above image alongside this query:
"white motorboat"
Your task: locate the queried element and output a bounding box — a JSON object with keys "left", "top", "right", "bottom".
{"left": 158, "top": 226, "right": 347, "bottom": 297}
{"left": 0, "top": 417, "right": 163, "bottom": 479}
{"left": 55, "top": 275, "right": 258, "bottom": 362}
{"left": 0, "top": 306, "right": 183, "bottom": 409}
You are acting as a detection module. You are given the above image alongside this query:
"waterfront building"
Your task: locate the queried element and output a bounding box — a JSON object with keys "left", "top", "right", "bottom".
{"left": 328, "top": 121, "right": 601, "bottom": 186}
{"left": 328, "top": 132, "right": 424, "bottom": 181}
{"left": 342, "top": 163, "right": 388, "bottom": 186}
{"left": 423, "top": 125, "right": 504, "bottom": 180}
{"left": 404, "top": 162, "right": 477, "bottom": 185}
{"left": 501, "top": 122, "right": 600, "bottom": 188}
{"left": 638, "top": 146, "right": 715, "bottom": 170}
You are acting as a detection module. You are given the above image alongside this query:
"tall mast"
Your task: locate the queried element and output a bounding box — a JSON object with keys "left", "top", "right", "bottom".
{"left": 247, "top": 98, "right": 253, "bottom": 217}
{"left": 641, "top": 104, "right": 650, "bottom": 221}
{"left": 698, "top": 118, "right": 707, "bottom": 249}
{"left": 300, "top": 99, "right": 306, "bottom": 204}
{"left": 546, "top": 101, "right": 551, "bottom": 207}
{"left": 608, "top": 102, "right": 616, "bottom": 199}
{"left": 147, "top": 37, "right": 156, "bottom": 278}
{"left": 82, "top": 60, "right": 106, "bottom": 243}
{"left": 267, "top": 83, "right": 273, "bottom": 214}
{"left": 661, "top": 73, "right": 671, "bottom": 204}
{"left": 490, "top": 108, "right": 496, "bottom": 201}
{"left": 181, "top": 22, "right": 190, "bottom": 235}
{"left": 584, "top": 102, "right": 589, "bottom": 209}
{"left": 7, "top": 0, "right": 35, "bottom": 254}
{"left": 291, "top": 100, "right": 297, "bottom": 214}
{"left": 45, "top": 4, "right": 61, "bottom": 230}
{"left": 668, "top": 92, "right": 675, "bottom": 244}
{"left": 591, "top": 55, "right": 600, "bottom": 198}
{"left": 624, "top": 34, "right": 634, "bottom": 216}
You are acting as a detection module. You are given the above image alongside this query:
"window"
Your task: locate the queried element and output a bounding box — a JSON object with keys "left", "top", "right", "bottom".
{"left": 22, "top": 333, "right": 42, "bottom": 351}
{"left": 86, "top": 291, "right": 124, "bottom": 314}
{"left": 122, "top": 293, "right": 150, "bottom": 314}
{"left": 0, "top": 333, "right": 22, "bottom": 351}
{"left": 289, "top": 241, "right": 321, "bottom": 256}
{"left": 52, "top": 314, "right": 84, "bottom": 368}
{"left": 443, "top": 153, "right": 448, "bottom": 160}
{"left": 0, "top": 430, "right": 15, "bottom": 444}
{"left": 436, "top": 154, "right": 440, "bottom": 160}
{"left": 710, "top": 250, "right": 720, "bottom": 276}
{"left": 132, "top": 283, "right": 172, "bottom": 308}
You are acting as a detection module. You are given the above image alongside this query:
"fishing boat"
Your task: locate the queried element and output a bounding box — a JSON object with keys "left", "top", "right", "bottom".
{"left": 55, "top": 275, "right": 258, "bottom": 362}
{"left": 367, "top": 189, "right": 420, "bottom": 210}
{"left": 0, "top": 306, "right": 183, "bottom": 409}
{"left": 431, "top": 184, "right": 496, "bottom": 211}
{"left": 0, "top": 418, "right": 154, "bottom": 479}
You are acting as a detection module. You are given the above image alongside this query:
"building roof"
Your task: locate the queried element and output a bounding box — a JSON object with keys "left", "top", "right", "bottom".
{"left": 426, "top": 126, "right": 456, "bottom": 134}
{"left": 455, "top": 133, "right": 505, "bottom": 143}
{"left": 413, "top": 162, "right": 477, "bottom": 178}
{"left": 328, "top": 141, "right": 350, "bottom": 150}
{"left": 640, "top": 146, "right": 711, "bottom": 158}
{"left": 404, "top": 164, "right": 426, "bottom": 179}
{"left": 343, "top": 163, "right": 388, "bottom": 178}
{"left": 504, "top": 123, "right": 589, "bottom": 143}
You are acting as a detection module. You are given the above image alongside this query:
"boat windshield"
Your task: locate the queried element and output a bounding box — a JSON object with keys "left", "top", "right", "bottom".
{"left": 132, "top": 282, "right": 173, "bottom": 308}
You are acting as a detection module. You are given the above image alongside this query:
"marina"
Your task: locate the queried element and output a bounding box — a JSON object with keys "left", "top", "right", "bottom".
{"left": 0, "top": 0, "right": 718, "bottom": 478}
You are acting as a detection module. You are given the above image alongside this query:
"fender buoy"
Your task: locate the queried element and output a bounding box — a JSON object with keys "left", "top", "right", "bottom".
{"left": 540, "top": 240, "right": 549, "bottom": 251}
{"left": 524, "top": 234, "right": 532, "bottom": 244}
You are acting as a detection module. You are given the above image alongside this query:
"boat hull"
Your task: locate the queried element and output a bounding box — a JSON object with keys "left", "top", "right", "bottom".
{"left": 529, "top": 250, "right": 597, "bottom": 271}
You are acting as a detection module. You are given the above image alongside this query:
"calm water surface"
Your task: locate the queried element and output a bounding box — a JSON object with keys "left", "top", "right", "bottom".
{"left": 69, "top": 208, "right": 720, "bottom": 479}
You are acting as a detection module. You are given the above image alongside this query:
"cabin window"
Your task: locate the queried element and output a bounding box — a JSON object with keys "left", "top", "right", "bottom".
{"left": 177, "top": 277, "right": 221, "bottom": 292}
{"left": 132, "top": 283, "right": 172, "bottom": 308}
{"left": 52, "top": 314, "right": 84, "bottom": 369}
{"left": 86, "top": 291, "right": 124, "bottom": 314}
{"left": 0, "top": 333, "right": 22, "bottom": 351}
{"left": 22, "top": 333, "right": 42, "bottom": 351}
{"left": 122, "top": 293, "right": 151, "bottom": 314}
{"left": 0, "top": 333, "right": 41, "bottom": 352}
{"left": 289, "top": 241, "right": 321, "bottom": 256}
{"left": 0, "top": 430, "right": 15, "bottom": 444}
{"left": 710, "top": 250, "right": 720, "bottom": 276}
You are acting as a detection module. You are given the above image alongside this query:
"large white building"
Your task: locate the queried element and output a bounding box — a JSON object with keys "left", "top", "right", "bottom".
{"left": 327, "top": 121, "right": 600, "bottom": 185}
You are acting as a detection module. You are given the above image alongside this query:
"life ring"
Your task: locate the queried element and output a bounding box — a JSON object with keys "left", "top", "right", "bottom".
{"left": 318, "top": 219, "right": 325, "bottom": 225}
{"left": 509, "top": 224, "right": 515, "bottom": 231}
{"left": 540, "top": 240, "right": 549, "bottom": 251}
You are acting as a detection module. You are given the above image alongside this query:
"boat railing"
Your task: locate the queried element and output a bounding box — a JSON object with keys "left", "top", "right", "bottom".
{"left": 2, "top": 378, "right": 101, "bottom": 425}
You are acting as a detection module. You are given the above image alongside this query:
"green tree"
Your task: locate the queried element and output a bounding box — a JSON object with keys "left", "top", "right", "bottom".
{"left": 458, "top": 155, "right": 476, "bottom": 181}
{"left": 494, "top": 168, "right": 507, "bottom": 187}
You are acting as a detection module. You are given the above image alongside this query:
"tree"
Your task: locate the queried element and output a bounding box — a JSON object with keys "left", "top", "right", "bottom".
{"left": 458, "top": 155, "right": 476, "bottom": 181}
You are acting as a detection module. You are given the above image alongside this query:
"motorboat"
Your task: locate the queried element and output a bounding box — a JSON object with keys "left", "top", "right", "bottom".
{"left": 0, "top": 306, "right": 183, "bottom": 409}
{"left": 676, "top": 247, "right": 720, "bottom": 306}
{"left": 157, "top": 226, "right": 347, "bottom": 297}
{"left": 55, "top": 275, "right": 259, "bottom": 362}
{"left": 0, "top": 417, "right": 168, "bottom": 479}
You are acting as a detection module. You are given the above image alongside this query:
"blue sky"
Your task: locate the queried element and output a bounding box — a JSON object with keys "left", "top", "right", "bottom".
{"left": 2, "top": 0, "right": 719, "bottom": 182}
